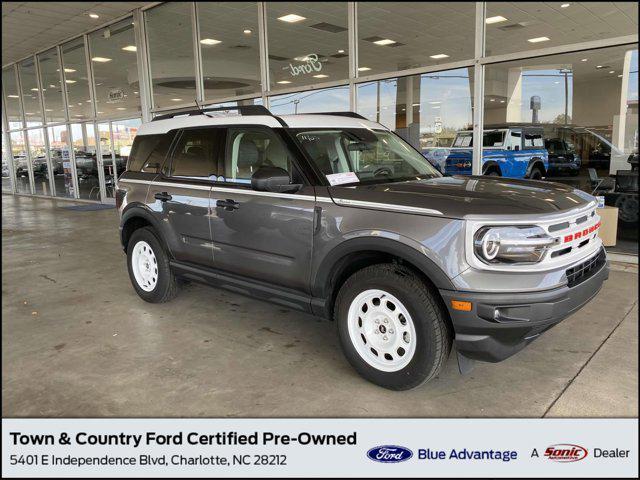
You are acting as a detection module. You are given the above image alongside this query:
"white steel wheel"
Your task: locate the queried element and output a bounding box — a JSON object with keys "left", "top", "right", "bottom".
{"left": 131, "top": 240, "right": 158, "bottom": 292}
{"left": 347, "top": 289, "right": 417, "bottom": 372}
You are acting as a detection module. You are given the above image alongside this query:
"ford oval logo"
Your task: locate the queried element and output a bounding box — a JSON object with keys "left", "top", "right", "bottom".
{"left": 367, "top": 445, "right": 413, "bottom": 463}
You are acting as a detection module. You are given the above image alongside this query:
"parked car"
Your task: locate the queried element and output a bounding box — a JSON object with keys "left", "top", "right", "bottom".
{"left": 545, "top": 138, "right": 581, "bottom": 176}
{"left": 117, "top": 106, "right": 608, "bottom": 390}
{"left": 424, "top": 125, "right": 548, "bottom": 179}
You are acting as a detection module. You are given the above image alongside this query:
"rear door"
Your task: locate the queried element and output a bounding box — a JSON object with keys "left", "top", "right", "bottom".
{"left": 504, "top": 128, "right": 529, "bottom": 177}
{"left": 147, "top": 127, "right": 224, "bottom": 268}
{"left": 208, "top": 126, "right": 315, "bottom": 293}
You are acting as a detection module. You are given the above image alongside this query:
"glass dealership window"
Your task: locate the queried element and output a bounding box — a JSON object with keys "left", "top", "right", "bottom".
{"left": 37, "top": 48, "right": 66, "bottom": 124}
{"left": 3, "top": 67, "right": 23, "bottom": 130}
{"left": 10, "top": 131, "right": 30, "bottom": 194}
{"left": 483, "top": 45, "right": 639, "bottom": 253}
{"left": 27, "top": 128, "right": 49, "bottom": 196}
{"left": 357, "top": 2, "right": 475, "bottom": 77}
{"left": 266, "top": 2, "right": 349, "bottom": 90}
{"left": 70, "top": 123, "right": 100, "bottom": 200}
{"left": 356, "top": 67, "right": 474, "bottom": 165}
{"left": 89, "top": 17, "right": 142, "bottom": 119}
{"left": 485, "top": 2, "right": 639, "bottom": 56}
{"left": 110, "top": 118, "right": 141, "bottom": 181}
{"left": 269, "top": 85, "right": 349, "bottom": 115}
{"left": 18, "top": 58, "right": 43, "bottom": 127}
{"left": 47, "top": 125, "right": 74, "bottom": 198}
{"left": 197, "top": 2, "right": 261, "bottom": 102}
{"left": 61, "top": 38, "right": 93, "bottom": 121}
{"left": 2, "top": 132, "right": 12, "bottom": 192}
{"left": 145, "top": 2, "right": 196, "bottom": 109}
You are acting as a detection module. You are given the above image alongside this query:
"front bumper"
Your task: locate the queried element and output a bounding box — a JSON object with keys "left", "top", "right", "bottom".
{"left": 439, "top": 248, "right": 609, "bottom": 363}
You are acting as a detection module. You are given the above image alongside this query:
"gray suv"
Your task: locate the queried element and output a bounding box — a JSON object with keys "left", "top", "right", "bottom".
{"left": 117, "top": 106, "right": 609, "bottom": 390}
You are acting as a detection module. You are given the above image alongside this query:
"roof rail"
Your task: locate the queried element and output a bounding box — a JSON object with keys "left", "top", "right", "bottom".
{"left": 152, "top": 105, "right": 272, "bottom": 122}
{"left": 307, "top": 111, "right": 367, "bottom": 120}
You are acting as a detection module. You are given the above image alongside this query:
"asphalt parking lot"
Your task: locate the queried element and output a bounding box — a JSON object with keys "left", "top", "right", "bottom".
{"left": 2, "top": 194, "right": 638, "bottom": 418}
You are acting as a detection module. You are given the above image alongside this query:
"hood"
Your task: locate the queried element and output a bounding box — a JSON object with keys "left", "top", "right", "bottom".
{"left": 328, "top": 175, "right": 595, "bottom": 219}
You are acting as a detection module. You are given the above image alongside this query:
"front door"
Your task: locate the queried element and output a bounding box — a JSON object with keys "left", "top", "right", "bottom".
{"left": 147, "top": 128, "right": 224, "bottom": 268}
{"left": 208, "top": 127, "right": 315, "bottom": 294}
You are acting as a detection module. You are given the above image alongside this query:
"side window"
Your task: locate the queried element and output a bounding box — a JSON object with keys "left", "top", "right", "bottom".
{"left": 168, "top": 128, "right": 222, "bottom": 179}
{"left": 524, "top": 131, "right": 544, "bottom": 149}
{"left": 508, "top": 130, "right": 522, "bottom": 150}
{"left": 127, "top": 134, "right": 173, "bottom": 173}
{"left": 224, "top": 128, "right": 296, "bottom": 185}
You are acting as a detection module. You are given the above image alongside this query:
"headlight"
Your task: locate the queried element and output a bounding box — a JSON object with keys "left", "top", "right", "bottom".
{"left": 473, "top": 225, "right": 558, "bottom": 264}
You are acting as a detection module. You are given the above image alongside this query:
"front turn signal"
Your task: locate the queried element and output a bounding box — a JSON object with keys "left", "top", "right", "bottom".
{"left": 451, "top": 300, "right": 472, "bottom": 312}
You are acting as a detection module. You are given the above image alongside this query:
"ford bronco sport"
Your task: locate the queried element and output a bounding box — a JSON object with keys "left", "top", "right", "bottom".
{"left": 117, "top": 106, "right": 609, "bottom": 390}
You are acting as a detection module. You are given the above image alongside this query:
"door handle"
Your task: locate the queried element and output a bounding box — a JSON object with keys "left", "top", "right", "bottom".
{"left": 216, "top": 199, "right": 239, "bottom": 211}
{"left": 154, "top": 191, "right": 172, "bottom": 202}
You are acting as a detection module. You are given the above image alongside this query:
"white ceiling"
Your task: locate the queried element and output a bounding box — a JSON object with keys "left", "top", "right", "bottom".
{"left": 2, "top": 2, "right": 151, "bottom": 66}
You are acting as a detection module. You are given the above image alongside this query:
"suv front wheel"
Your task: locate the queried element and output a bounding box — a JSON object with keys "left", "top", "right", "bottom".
{"left": 127, "top": 226, "right": 178, "bottom": 303}
{"left": 335, "top": 264, "right": 451, "bottom": 390}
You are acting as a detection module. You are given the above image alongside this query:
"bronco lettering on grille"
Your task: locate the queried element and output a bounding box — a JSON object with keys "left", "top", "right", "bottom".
{"left": 563, "top": 221, "right": 601, "bottom": 243}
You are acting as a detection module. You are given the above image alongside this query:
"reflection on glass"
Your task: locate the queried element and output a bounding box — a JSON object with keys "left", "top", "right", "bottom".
{"left": 3, "top": 67, "right": 23, "bottom": 129}
{"left": 266, "top": 2, "right": 349, "bottom": 89}
{"left": 145, "top": 3, "right": 196, "bottom": 109}
{"left": 269, "top": 86, "right": 349, "bottom": 115}
{"left": 198, "top": 2, "right": 261, "bottom": 102}
{"left": 28, "top": 129, "right": 49, "bottom": 195}
{"left": 48, "top": 125, "right": 75, "bottom": 198}
{"left": 110, "top": 118, "right": 141, "bottom": 180}
{"left": 2, "top": 133, "right": 12, "bottom": 192}
{"left": 486, "top": 2, "right": 638, "bottom": 56}
{"left": 483, "top": 46, "right": 639, "bottom": 250}
{"left": 61, "top": 37, "right": 93, "bottom": 120}
{"left": 38, "top": 48, "right": 66, "bottom": 124}
{"left": 89, "top": 18, "right": 141, "bottom": 119}
{"left": 70, "top": 123, "right": 99, "bottom": 200}
{"left": 10, "top": 131, "right": 30, "bottom": 194}
{"left": 19, "top": 58, "right": 43, "bottom": 127}
{"left": 358, "top": 2, "right": 475, "bottom": 76}
{"left": 357, "top": 67, "right": 474, "bottom": 159}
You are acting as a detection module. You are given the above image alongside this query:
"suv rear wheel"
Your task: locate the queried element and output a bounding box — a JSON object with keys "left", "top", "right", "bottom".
{"left": 127, "top": 227, "right": 178, "bottom": 303}
{"left": 529, "top": 165, "right": 544, "bottom": 179}
{"left": 335, "top": 264, "right": 451, "bottom": 390}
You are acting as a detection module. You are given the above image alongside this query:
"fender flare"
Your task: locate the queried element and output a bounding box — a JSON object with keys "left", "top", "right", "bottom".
{"left": 482, "top": 160, "right": 501, "bottom": 175}
{"left": 526, "top": 157, "right": 546, "bottom": 177}
{"left": 120, "top": 203, "right": 165, "bottom": 249}
{"left": 311, "top": 236, "right": 456, "bottom": 301}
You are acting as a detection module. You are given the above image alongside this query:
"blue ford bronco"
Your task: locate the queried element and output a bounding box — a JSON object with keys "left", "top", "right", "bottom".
{"left": 430, "top": 125, "right": 549, "bottom": 179}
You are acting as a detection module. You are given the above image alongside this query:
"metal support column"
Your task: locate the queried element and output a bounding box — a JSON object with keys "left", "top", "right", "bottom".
{"left": 58, "top": 44, "right": 81, "bottom": 199}
{"left": 348, "top": 1, "right": 358, "bottom": 112}
{"left": 192, "top": 2, "right": 204, "bottom": 105}
{"left": 134, "top": 8, "right": 153, "bottom": 122}
{"left": 257, "top": 2, "right": 270, "bottom": 107}
{"left": 472, "top": 2, "right": 486, "bottom": 176}
{"left": 34, "top": 53, "right": 56, "bottom": 197}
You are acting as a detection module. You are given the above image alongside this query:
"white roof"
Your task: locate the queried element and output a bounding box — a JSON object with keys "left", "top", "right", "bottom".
{"left": 137, "top": 113, "right": 387, "bottom": 136}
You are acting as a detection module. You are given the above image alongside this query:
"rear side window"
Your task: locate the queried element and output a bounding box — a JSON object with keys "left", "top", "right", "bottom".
{"left": 127, "top": 134, "right": 173, "bottom": 173}
{"left": 524, "top": 131, "right": 544, "bottom": 149}
{"left": 167, "top": 128, "right": 223, "bottom": 179}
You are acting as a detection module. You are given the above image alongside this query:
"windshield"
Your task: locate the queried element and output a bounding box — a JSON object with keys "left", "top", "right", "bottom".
{"left": 293, "top": 128, "right": 440, "bottom": 185}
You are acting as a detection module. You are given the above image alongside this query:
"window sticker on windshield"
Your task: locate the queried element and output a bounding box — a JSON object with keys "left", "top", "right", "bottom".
{"left": 326, "top": 172, "right": 360, "bottom": 186}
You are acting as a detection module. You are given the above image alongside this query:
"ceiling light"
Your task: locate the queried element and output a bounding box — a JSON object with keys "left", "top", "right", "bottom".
{"left": 338, "top": 49, "right": 345, "bottom": 54}
{"left": 294, "top": 55, "right": 311, "bottom": 61}
{"left": 618, "top": 74, "right": 623, "bottom": 77}
{"left": 74, "top": 114, "right": 83, "bottom": 117}
{"left": 277, "top": 80, "right": 292, "bottom": 84}
{"left": 25, "top": 112, "right": 33, "bottom": 115}
{"left": 171, "top": 98, "right": 183, "bottom": 101}
{"left": 527, "top": 37, "right": 550, "bottom": 43}
{"left": 45, "top": 109, "right": 53, "bottom": 112}
{"left": 91, "top": 57, "right": 112, "bottom": 62}
{"left": 429, "top": 101, "right": 441, "bottom": 105}
{"left": 134, "top": 91, "right": 139, "bottom": 94}
{"left": 485, "top": 15, "right": 508, "bottom": 24}
{"left": 8, "top": 94, "right": 19, "bottom": 98}
{"left": 554, "top": 81, "right": 560, "bottom": 84}
{"left": 357, "top": 67, "right": 371, "bottom": 72}
{"left": 313, "top": 74, "right": 328, "bottom": 78}
{"left": 97, "top": 111, "right": 104, "bottom": 114}
{"left": 431, "top": 106, "right": 440, "bottom": 109}
{"left": 30, "top": 88, "right": 39, "bottom": 91}
{"left": 278, "top": 14, "right": 306, "bottom": 23}
{"left": 243, "top": 29, "right": 252, "bottom": 34}
{"left": 373, "top": 39, "right": 396, "bottom": 46}
{"left": 490, "top": 98, "right": 495, "bottom": 102}
{"left": 609, "top": 70, "right": 615, "bottom": 74}
{"left": 430, "top": 53, "right": 449, "bottom": 59}
{"left": 561, "top": 3, "right": 570, "bottom": 8}
{"left": 200, "top": 38, "right": 222, "bottom": 45}
{"left": 500, "top": 100, "right": 505, "bottom": 103}
{"left": 116, "top": 107, "right": 126, "bottom": 110}
{"left": 49, "top": 84, "right": 56, "bottom": 88}
{"left": 65, "top": 79, "right": 77, "bottom": 84}
{"left": 88, "top": 13, "right": 99, "bottom": 19}
{"left": 57, "top": 68, "right": 76, "bottom": 73}
{"left": 581, "top": 58, "right": 588, "bottom": 62}
{"left": 121, "top": 45, "right": 137, "bottom": 52}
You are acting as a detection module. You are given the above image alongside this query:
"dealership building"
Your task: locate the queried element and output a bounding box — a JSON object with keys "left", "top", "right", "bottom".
{"left": 1, "top": 1, "right": 638, "bottom": 251}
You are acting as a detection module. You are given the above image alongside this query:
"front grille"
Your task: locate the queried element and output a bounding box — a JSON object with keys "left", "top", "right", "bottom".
{"left": 566, "top": 248, "right": 606, "bottom": 288}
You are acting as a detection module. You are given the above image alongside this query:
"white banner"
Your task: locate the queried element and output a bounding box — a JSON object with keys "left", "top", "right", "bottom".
{"left": 2, "top": 418, "right": 637, "bottom": 478}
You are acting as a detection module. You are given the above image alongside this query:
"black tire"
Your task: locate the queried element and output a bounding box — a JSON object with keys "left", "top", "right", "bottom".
{"left": 485, "top": 169, "right": 500, "bottom": 177}
{"left": 529, "top": 166, "right": 544, "bottom": 180}
{"left": 335, "top": 264, "right": 452, "bottom": 390}
{"left": 127, "top": 226, "right": 179, "bottom": 303}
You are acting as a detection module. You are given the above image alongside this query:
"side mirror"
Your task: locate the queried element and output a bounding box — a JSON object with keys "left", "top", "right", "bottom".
{"left": 251, "top": 166, "right": 302, "bottom": 193}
